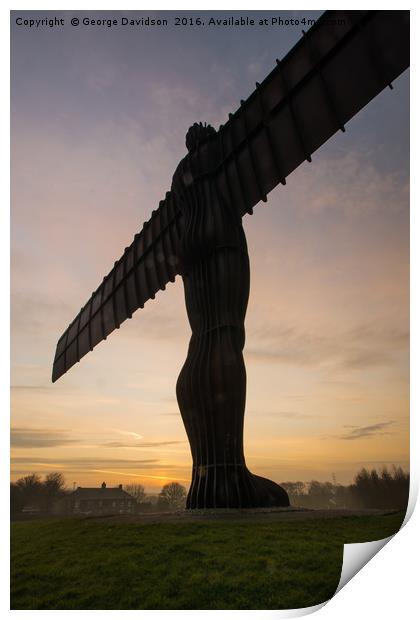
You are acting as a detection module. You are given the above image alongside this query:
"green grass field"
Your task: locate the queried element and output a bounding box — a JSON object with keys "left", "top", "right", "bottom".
{"left": 11, "top": 511, "right": 405, "bottom": 610}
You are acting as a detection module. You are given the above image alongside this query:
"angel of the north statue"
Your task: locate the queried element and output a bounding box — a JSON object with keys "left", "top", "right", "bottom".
{"left": 52, "top": 11, "right": 409, "bottom": 509}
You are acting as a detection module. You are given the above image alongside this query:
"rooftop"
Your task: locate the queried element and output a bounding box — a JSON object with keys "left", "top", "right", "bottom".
{"left": 70, "top": 482, "right": 133, "bottom": 500}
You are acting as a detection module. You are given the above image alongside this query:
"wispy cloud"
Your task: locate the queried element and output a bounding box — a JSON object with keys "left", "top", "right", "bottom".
{"left": 287, "top": 147, "right": 409, "bottom": 217}
{"left": 11, "top": 456, "right": 162, "bottom": 470}
{"left": 334, "top": 421, "right": 395, "bottom": 441}
{"left": 90, "top": 470, "right": 190, "bottom": 482}
{"left": 253, "top": 411, "right": 311, "bottom": 420}
{"left": 101, "top": 440, "right": 185, "bottom": 448}
{"left": 11, "top": 427, "right": 81, "bottom": 449}
{"left": 246, "top": 322, "right": 408, "bottom": 372}
{"left": 11, "top": 292, "right": 74, "bottom": 335}
{"left": 11, "top": 385, "right": 50, "bottom": 391}
{"left": 111, "top": 429, "right": 144, "bottom": 440}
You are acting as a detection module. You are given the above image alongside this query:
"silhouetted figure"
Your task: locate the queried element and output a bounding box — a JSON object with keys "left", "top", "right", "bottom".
{"left": 173, "top": 123, "right": 289, "bottom": 507}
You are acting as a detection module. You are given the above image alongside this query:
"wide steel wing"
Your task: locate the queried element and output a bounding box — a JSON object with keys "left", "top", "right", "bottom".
{"left": 199, "top": 10, "right": 410, "bottom": 216}
{"left": 52, "top": 10, "right": 409, "bottom": 383}
{"left": 52, "top": 192, "right": 182, "bottom": 382}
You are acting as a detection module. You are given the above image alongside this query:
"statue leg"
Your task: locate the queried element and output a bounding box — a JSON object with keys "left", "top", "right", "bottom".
{"left": 176, "top": 244, "right": 289, "bottom": 509}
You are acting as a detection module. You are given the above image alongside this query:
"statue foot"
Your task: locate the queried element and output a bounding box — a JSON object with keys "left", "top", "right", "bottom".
{"left": 250, "top": 472, "right": 290, "bottom": 508}
{"left": 186, "top": 464, "right": 290, "bottom": 509}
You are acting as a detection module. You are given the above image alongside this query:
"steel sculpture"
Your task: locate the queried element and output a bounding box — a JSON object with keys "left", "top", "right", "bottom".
{"left": 52, "top": 10, "right": 409, "bottom": 509}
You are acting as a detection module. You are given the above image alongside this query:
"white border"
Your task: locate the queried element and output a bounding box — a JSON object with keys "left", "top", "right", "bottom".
{"left": 3, "top": 2, "right": 417, "bottom": 619}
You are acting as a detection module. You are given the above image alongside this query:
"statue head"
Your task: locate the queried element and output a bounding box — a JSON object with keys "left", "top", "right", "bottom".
{"left": 185, "top": 122, "right": 216, "bottom": 152}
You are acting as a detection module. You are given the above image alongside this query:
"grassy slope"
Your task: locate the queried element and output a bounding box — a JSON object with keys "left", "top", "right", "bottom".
{"left": 11, "top": 511, "right": 404, "bottom": 610}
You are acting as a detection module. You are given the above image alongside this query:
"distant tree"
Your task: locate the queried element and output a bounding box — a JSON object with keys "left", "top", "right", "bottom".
{"left": 12, "top": 472, "right": 69, "bottom": 515}
{"left": 15, "top": 473, "right": 43, "bottom": 508}
{"left": 390, "top": 466, "right": 410, "bottom": 508}
{"left": 334, "top": 484, "right": 351, "bottom": 509}
{"left": 303, "top": 480, "right": 334, "bottom": 508}
{"left": 10, "top": 483, "right": 25, "bottom": 517}
{"left": 294, "top": 481, "right": 306, "bottom": 496}
{"left": 124, "top": 483, "right": 146, "bottom": 504}
{"left": 158, "top": 482, "right": 187, "bottom": 510}
{"left": 350, "top": 466, "right": 409, "bottom": 509}
{"left": 280, "top": 481, "right": 305, "bottom": 504}
{"left": 43, "top": 472, "right": 67, "bottom": 512}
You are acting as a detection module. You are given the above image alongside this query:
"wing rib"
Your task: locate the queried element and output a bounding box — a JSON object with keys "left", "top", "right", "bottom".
{"left": 191, "top": 11, "right": 409, "bottom": 216}
{"left": 52, "top": 192, "right": 182, "bottom": 382}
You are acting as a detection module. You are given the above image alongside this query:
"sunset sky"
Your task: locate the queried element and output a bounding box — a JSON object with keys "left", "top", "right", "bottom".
{"left": 11, "top": 10, "right": 409, "bottom": 492}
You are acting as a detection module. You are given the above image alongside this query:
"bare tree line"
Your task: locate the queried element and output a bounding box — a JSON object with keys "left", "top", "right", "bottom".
{"left": 281, "top": 466, "right": 410, "bottom": 510}
{"left": 10, "top": 472, "right": 67, "bottom": 517}
{"left": 10, "top": 475, "right": 188, "bottom": 517}
{"left": 10, "top": 466, "right": 409, "bottom": 518}
{"left": 124, "top": 482, "right": 187, "bottom": 511}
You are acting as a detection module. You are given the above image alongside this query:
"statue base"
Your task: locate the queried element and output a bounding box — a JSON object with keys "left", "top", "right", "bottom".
{"left": 186, "top": 464, "right": 290, "bottom": 510}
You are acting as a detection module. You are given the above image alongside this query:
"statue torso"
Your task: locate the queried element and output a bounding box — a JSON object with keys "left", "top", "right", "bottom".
{"left": 171, "top": 148, "right": 246, "bottom": 271}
